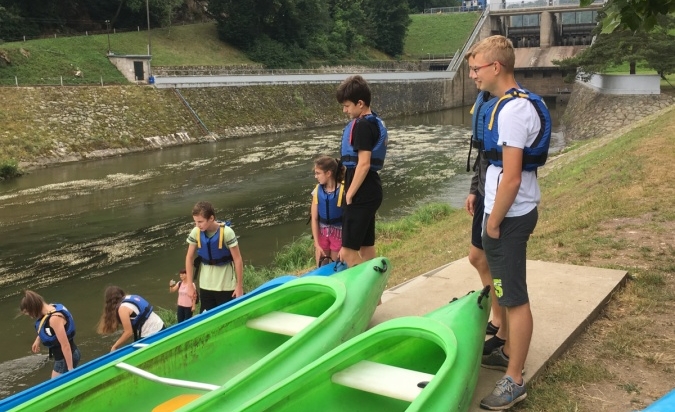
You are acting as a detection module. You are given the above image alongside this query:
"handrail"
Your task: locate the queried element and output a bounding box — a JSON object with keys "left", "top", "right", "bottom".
{"left": 116, "top": 362, "right": 219, "bottom": 391}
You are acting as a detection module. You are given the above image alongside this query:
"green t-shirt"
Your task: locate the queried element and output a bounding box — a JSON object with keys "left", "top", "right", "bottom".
{"left": 187, "top": 225, "right": 238, "bottom": 291}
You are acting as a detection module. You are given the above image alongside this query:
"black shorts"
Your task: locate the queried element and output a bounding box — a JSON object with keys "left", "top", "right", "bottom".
{"left": 199, "top": 289, "right": 235, "bottom": 313}
{"left": 471, "top": 193, "right": 485, "bottom": 250}
{"left": 482, "top": 207, "right": 538, "bottom": 307}
{"left": 341, "top": 199, "right": 381, "bottom": 251}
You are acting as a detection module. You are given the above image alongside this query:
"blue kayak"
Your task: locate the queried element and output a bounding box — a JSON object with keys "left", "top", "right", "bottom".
{"left": 0, "top": 262, "right": 346, "bottom": 411}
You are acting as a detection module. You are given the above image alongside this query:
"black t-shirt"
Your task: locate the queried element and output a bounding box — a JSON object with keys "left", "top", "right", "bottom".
{"left": 344, "top": 118, "right": 383, "bottom": 205}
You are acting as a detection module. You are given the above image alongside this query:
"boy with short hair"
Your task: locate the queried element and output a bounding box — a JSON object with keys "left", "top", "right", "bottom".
{"left": 466, "top": 35, "right": 551, "bottom": 410}
{"left": 185, "top": 201, "right": 244, "bottom": 312}
{"left": 335, "top": 75, "right": 388, "bottom": 268}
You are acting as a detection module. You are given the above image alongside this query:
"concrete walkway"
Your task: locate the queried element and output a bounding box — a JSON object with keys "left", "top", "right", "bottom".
{"left": 370, "top": 257, "right": 627, "bottom": 411}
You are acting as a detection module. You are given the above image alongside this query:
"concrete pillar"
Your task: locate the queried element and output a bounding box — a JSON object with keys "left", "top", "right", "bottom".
{"left": 540, "top": 11, "right": 553, "bottom": 47}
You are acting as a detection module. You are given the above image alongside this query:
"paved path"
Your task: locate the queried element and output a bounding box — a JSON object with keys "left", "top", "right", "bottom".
{"left": 153, "top": 71, "right": 456, "bottom": 88}
{"left": 371, "top": 257, "right": 627, "bottom": 411}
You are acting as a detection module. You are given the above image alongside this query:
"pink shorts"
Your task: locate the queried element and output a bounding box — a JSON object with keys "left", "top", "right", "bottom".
{"left": 318, "top": 226, "right": 342, "bottom": 252}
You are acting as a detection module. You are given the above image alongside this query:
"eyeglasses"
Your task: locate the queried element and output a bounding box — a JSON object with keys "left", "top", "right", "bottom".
{"left": 469, "top": 61, "right": 502, "bottom": 74}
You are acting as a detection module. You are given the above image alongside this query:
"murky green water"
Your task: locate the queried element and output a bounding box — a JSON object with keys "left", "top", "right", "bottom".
{"left": 0, "top": 101, "right": 565, "bottom": 398}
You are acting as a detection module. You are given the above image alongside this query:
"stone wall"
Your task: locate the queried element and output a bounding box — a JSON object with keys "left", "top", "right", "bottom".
{"left": 562, "top": 81, "right": 675, "bottom": 141}
{"left": 1, "top": 79, "right": 458, "bottom": 169}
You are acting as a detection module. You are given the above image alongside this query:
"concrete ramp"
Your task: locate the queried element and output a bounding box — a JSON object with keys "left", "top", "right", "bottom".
{"left": 371, "top": 257, "right": 627, "bottom": 411}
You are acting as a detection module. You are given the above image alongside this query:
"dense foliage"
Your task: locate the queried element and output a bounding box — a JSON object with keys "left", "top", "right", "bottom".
{"left": 211, "top": 0, "right": 413, "bottom": 67}
{"left": 0, "top": 0, "right": 207, "bottom": 42}
{"left": 582, "top": 0, "right": 675, "bottom": 33}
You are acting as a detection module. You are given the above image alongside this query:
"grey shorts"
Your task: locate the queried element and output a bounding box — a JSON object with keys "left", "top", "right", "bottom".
{"left": 53, "top": 347, "right": 81, "bottom": 374}
{"left": 482, "top": 207, "right": 538, "bottom": 307}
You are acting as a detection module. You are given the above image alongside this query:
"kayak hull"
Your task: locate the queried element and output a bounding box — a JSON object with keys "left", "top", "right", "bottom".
{"left": 235, "top": 286, "right": 491, "bottom": 412}
{"left": 10, "top": 259, "right": 386, "bottom": 412}
{"left": 0, "top": 262, "right": 346, "bottom": 411}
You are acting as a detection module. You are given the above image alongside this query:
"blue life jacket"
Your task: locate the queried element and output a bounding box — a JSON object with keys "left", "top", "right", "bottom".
{"left": 340, "top": 112, "right": 387, "bottom": 171}
{"left": 481, "top": 88, "right": 551, "bottom": 171}
{"left": 120, "top": 295, "right": 153, "bottom": 341}
{"left": 314, "top": 183, "right": 343, "bottom": 225}
{"left": 196, "top": 221, "right": 233, "bottom": 266}
{"left": 34, "top": 303, "right": 76, "bottom": 348}
{"left": 466, "top": 91, "right": 498, "bottom": 172}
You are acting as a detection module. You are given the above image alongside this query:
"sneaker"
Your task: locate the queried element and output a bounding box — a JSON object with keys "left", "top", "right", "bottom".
{"left": 486, "top": 321, "right": 499, "bottom": 336}
{"left": 479, "top": 376, "right": 527, "bottom": 410}
{"left": 482, "top": 346, "right": 509, "bottom": 371}
{"left": 483, "top": 335, "right": 506, "bottom": 356}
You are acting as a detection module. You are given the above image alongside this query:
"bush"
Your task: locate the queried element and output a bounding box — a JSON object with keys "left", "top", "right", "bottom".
{"left": 0, "top": 159, "right": 22, "bottom": 180}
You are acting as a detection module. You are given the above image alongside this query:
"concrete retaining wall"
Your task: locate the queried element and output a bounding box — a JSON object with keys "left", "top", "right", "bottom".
{"left": 562, "top": 81, "right": 674, "bottom": 141}
{"left": 1, "top": 79, "right": 463, "bottom": 168}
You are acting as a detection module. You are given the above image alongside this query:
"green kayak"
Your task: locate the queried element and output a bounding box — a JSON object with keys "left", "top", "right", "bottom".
{"left": 230, "top": 286, "right": 491, "bottom": 412}
{"left": 12, "top": 258, "right": 390, "bottom": 412}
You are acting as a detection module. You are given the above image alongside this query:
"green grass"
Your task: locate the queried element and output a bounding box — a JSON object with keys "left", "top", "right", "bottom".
{"left": 403, "top": 12, "right": 481, "bottom": 59}
{"left": 0, "top": 14, "right": 482, "bottom": 85}
{"left": 0, "top": 23, "right": 253, "bottom": 86}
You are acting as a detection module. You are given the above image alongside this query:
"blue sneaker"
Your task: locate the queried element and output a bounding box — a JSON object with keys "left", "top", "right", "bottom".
{"left": 480, "top": 376, "right": 527, "bottom": 410}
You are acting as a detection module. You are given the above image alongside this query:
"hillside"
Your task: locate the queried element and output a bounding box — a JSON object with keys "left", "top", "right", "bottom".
{"left": 0, "top": 13, "right": 481, "bottom": 86}
{"left": 403, "top": 12, "right": 481, "bottom": 59}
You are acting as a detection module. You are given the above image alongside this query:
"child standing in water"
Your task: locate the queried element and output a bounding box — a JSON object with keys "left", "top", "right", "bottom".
{"left": 20, "top": 290, "right": 81, "bottom": 379}
{"left": 311, "top": 155, "right": 345, "bottom": 267}
{"left": 169, "top": 269, "right": 197, "bottom": 322}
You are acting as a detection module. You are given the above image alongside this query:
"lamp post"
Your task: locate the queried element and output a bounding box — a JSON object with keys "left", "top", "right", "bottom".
{"left": 146, "top": 0, "right": 152, "bottom": 56}
{"left": 146, "top": 0, "right": 152, "bottom": 76}
{"left": 105, "top": 20, "right": 111, "bottom": 55}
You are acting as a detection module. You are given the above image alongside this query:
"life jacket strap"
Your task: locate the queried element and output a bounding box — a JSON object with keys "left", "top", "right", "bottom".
{"left": 483, "top": 149, "right": 548, "bottom": 168}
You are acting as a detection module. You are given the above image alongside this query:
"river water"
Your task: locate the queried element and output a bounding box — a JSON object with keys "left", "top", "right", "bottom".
{"left": 0, "top": 101, "right": 565, "bottom": 398}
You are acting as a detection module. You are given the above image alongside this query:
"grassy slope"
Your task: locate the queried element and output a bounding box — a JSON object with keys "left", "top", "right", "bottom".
{"left": 0, "top": 14, "right": 479, "bottom": 85}
{"left": 0, "top": 23, "right": 254, "bottom": 85}
{"left": 403, "top": 12, "right": 481, "bottom": 59}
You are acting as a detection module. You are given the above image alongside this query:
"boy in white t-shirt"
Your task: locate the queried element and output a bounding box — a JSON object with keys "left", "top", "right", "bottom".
{"left": 466, "top": 35, "right": 551, "bottom": 411}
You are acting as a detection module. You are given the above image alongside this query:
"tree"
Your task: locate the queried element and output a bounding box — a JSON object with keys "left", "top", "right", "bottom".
{"left": 554, "top": 15, "right": 675, "bottom": 82}
{"left": 582, "top": 0, "right": 675, "bottom": 33}
{"left": 364, "top": 0, "right": 411, "bottom": 57}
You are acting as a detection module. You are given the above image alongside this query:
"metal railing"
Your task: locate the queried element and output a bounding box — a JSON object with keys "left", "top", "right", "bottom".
{"left": 489, "top": 0, "right": 605, "bottom": 10}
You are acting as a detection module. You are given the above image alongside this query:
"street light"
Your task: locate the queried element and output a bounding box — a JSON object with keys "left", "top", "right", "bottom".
{"left": 105, "top": 20, "right": 111, "bottom": 55}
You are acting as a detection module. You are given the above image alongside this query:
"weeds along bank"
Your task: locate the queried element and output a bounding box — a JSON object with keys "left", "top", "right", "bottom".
{"left": 0, "top": 80, "right": 451, "bottom": 171}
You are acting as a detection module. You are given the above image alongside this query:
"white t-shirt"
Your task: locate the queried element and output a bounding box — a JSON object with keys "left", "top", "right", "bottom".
{"left": 120, "top": 302, "right": 164, "bottom": 338}
{"left": 484, "top": 96, "right": 542, "bottom": 217}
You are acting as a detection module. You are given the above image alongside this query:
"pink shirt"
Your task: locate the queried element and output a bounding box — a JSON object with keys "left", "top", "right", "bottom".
{"left": 177, "top": 281, "right": 195, "bottom": 307}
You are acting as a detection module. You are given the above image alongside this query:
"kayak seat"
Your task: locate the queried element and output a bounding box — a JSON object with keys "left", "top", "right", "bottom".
{"left": 331, "top": 360, "right": 435, "bottom": 403}
{"left": 152, "top": 394, "right": 201, "bottom": 412}
{"left": 246, "top": 311, "right": 317, "bottom": 336}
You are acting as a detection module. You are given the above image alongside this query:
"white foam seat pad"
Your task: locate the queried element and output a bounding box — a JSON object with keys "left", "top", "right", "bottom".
{"left": 332, "top": 360, "right": 434, "bottom": 402}
{"left": 246, "top": 311, "right": 317, "bottom": 336}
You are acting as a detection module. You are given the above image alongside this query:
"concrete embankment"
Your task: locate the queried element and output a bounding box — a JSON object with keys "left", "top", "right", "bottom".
{"left": 562, "top": 82, "right": 675, "bottom": 141}
{"left": 0, "top": 79, "right": 457, "bottom": 170}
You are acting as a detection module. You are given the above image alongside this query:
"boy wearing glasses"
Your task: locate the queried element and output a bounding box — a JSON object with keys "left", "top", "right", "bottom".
{"left": 466, "top": 35, "right": 552, "bottom": 410}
